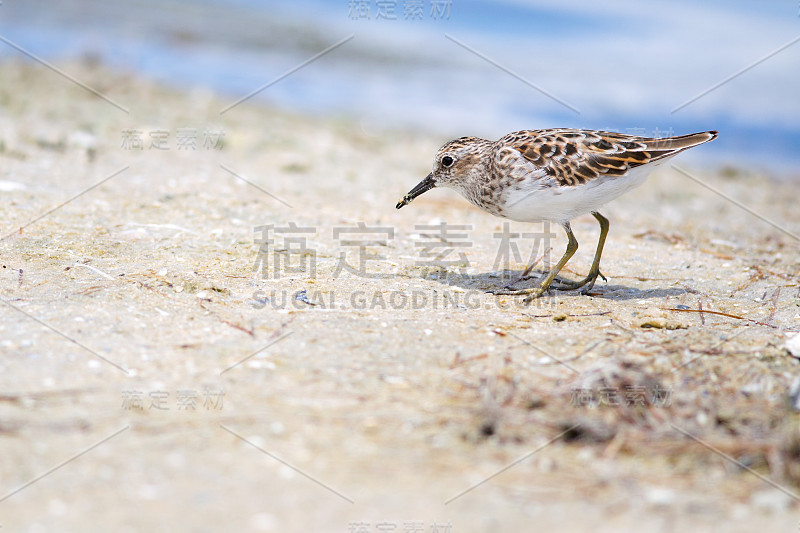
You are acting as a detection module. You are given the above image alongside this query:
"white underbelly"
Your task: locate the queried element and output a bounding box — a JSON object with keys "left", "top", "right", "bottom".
{"left": 499, "top": 163, "right": 661, "bottom": 223}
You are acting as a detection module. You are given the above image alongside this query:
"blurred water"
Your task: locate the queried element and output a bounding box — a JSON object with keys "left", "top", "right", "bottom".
{"left": 1, "top": 0, "right": 798, "bottom": 174}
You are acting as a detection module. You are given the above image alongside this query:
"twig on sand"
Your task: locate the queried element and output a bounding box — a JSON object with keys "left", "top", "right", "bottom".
{"left": 199, "top": 301, "right": 255, "bottom": 337}
{"left": 523, "top": 311, "right": 611, "bottom": 319}
{"left": 663, "top": 307, "right": 778, "bottom": 328}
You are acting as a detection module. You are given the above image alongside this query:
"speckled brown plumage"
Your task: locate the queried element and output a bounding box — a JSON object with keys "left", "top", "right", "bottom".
{"left": 498, "top": 129, "right": 717, "bottom": 187}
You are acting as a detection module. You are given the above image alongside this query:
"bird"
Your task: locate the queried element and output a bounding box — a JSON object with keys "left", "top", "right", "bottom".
{"left": 396, "top": 128, "right": 718, "bottom": 301}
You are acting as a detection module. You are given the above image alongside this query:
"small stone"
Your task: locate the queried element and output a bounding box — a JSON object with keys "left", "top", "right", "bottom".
{"left": 749, "top": 489, "right": 794, "bottom": 513}
{"left": 788, "top": 378, "right": 800, "bottom": 411}
{"left": 785, "top": 332, "right": 800, "bottom": 358}
{"left": 644, "top": 486, "right": 677, "bottom": 507}
{"left": 638, "top": 318, "right": 687, "bottom": 330}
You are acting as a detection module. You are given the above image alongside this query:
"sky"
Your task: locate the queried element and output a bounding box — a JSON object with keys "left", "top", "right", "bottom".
{"left": 1, "top": 0, "right": 798, "bottom": 174}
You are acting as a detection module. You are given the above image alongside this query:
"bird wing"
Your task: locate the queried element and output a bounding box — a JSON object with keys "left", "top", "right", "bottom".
{"left": 502, "top": 129, "right": 717, "bottom": 187}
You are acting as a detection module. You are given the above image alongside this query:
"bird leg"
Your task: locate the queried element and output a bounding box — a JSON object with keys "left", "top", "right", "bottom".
{"left": 548, "top": 212, "right": 608, "bottom": 294}
{"left": 490, "top": 222, "right": 579, "bottom": 302}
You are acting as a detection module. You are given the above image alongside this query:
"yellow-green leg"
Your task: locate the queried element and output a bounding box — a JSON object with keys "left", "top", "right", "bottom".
{"left": 550, "top": 212, "right": 608, "bottom": 294}
{"left": 491, "top": 221, "right": 579, "bottom": 302}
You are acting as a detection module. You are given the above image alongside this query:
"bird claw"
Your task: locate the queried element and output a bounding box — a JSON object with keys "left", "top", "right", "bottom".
{"left": 522, "top": 288, "right": 548, "bottom": 303}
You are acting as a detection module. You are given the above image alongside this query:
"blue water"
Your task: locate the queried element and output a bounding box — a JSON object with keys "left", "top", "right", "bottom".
{"left": 1, "top": 0, "right": 798, "bottom": 175}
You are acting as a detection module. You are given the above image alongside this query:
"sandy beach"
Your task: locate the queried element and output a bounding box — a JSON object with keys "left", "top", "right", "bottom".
{"left": 1, "top": 60, "right": 799, "bottom": 531}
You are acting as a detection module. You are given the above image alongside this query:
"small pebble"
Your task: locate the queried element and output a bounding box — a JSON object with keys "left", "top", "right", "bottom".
{"left": 785, "top": 332, "right": 800, "bottom": 358}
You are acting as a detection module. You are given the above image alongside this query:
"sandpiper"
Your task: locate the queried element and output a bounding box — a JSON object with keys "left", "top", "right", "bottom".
{"left": 397, "top": 128, "right": 717, "bottom": 301}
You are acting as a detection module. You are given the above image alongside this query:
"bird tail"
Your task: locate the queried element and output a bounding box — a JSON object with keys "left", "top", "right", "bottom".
{"left": 647, "top": 131, "right": 718, "bottom": 161}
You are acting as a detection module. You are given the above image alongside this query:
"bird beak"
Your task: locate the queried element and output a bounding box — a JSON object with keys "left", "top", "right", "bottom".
{"left": 396, "top": 173, "right": 436, "bottom": 209}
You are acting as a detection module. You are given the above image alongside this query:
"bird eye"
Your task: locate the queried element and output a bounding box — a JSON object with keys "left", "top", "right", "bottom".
{"left": 441, "top": 155, "right": 454, "bottom": 168}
